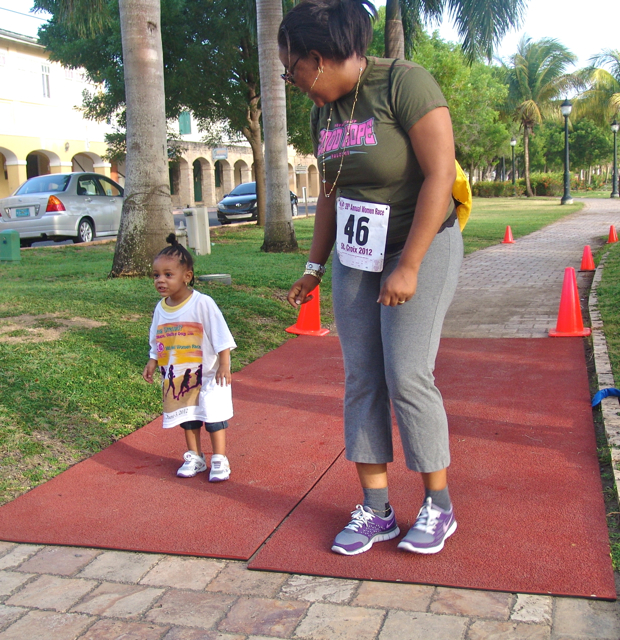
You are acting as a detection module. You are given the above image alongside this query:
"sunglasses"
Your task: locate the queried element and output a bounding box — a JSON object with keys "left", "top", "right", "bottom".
{"left": 281, "top": 56, "right": 301, "bottom": 85}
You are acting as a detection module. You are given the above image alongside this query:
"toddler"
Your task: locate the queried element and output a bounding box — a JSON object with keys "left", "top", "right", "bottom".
{"left": 143, "top": 234, "right": 236, "bottom": 481}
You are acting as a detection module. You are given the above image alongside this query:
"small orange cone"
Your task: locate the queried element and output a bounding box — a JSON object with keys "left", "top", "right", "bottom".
{"left": 286, "top": 285, "right": 330, "bottom": 336}
{"left": 549, "top": 267, "right": 591, "bottom": 337}
{"left": 579, "top": 245, "right": 595, "bottom": 271}
{"left": 607, "top": 225, "right": 619, "bottom": 243}
{"left": 502, "top": 226, "right": 515, "bottom": 244}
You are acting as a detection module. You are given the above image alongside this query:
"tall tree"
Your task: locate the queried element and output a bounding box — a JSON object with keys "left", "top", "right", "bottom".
{"left": 385, "top": 0, "right": 404, "bottom": 58}
{"left": 574, "top": 50, "right": 620, "bottom": 126}
{"left": 36, "top": 0, "right": 174, "bottom": 276}
{"left": 111, "top": 0, "right": 174, "bottom": 276}
{"left": 505, "top": 36, "right": 577, "bottom": 197}
{"left": 407, "top": 31, "right": 508, "bottom": 184}
{"left": 181, "top": 0, "right": 268, "bottom": 225}
{"left": 569, "top": 119, "right": 613, "bottom": 171}
{"left": 256, "top": 0, "right": 297, "bottom": 251}
{"left": 384, "top": 0, "right": 527, "bottom": 62}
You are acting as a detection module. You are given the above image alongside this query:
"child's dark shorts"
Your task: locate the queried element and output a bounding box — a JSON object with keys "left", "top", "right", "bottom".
{"left": 180, "top": 420, "right": 228, "bottom": 433}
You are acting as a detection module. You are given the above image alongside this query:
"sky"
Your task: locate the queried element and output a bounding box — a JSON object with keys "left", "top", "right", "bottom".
{"left": 1, "top": 0, "right": 617, "bottom": 70}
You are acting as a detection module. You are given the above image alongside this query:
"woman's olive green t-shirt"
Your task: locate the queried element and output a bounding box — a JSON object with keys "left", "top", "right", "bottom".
{"left": 311, "top": 57, "right": 453, "bottom": 245}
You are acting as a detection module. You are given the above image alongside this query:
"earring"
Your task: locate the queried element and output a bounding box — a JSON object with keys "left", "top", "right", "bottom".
{"left": 310, "top": 68, "right": 323, "bottom": 91}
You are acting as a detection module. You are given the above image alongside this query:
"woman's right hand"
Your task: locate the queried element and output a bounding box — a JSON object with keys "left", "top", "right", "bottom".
{"left": 287, "top": 274, "right": 320, "bottom": 308}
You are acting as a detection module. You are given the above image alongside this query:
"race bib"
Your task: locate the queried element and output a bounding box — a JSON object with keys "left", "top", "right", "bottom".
{"left": 336, "top": 197, "right": 390, "bottom": 272}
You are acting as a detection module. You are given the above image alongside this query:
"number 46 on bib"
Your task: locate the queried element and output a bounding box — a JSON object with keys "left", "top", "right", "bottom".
{"left": 336, "top": 197, "right": 390, "bottom": 272}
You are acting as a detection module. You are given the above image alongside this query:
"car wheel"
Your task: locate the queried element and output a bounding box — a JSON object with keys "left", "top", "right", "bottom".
{"left": 291, "top": 202, "right": 298, "bottom": 217}
{"left": 76, "top": 219, "right": 95, "bottom": 243}
{"left": 20, "top": 239, "right": 33, "bottom": 248}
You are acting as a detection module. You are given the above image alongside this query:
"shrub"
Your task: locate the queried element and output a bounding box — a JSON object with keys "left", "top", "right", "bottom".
{"left": 471, "top": 181, "right": 525, "bottom": 197}
{"left": 528, "top": 172, "right": 563, "bottom": 196}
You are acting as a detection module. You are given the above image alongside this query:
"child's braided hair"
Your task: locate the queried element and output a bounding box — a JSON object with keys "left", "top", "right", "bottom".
{"left": 156, "top": 233, "right": 195, "bottom": 286}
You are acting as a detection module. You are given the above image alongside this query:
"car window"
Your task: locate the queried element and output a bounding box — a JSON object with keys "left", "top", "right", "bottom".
{"left": 229, "top": 183, "right": 256, "bottom": 196}
{"left": 96, "top": 176, "right": 123, "bottom": 197}
{"left": 15, "top": 175, "right": 70, "bottom": 195}
{"left": 77, "top": 177, "right": 103, "bottom": 197}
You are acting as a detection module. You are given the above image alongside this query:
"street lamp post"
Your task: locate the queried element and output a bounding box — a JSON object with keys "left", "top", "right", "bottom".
{"left": 560, "top": 99, "right": 573, "bottom": 205}
{"left": 611, "top": 119, "right": 619, "bottom": 199}
{"left": 510, "top": 138, "right": 516, "bottom": 196}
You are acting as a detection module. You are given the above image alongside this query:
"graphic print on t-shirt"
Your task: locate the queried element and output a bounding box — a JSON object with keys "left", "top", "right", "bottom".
{"left": 155, "top": 322, "right": 203, "bottom": 414}
{"left": 317, "top": 117, "right": 377, "bottom": 161}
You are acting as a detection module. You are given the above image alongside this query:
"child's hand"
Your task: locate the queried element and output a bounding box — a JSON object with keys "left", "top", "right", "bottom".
{"left": 142, "top": 359, "right": 158, "bottom": 383}
{"left": 215, "top": 364, "right": 232, "bottom": 386}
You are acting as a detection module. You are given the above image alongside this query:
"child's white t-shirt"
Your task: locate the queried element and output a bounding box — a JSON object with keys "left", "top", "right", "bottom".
{"left": 148, "top": 290, "right": 236, "bottom": 428}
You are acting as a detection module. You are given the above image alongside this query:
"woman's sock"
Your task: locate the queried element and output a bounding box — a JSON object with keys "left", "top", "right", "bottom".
{"left": 363, "top": 487, "right": 391, "bottom": 517}
{"left": 424, "top": 486, "right": 452, "bottom": 511}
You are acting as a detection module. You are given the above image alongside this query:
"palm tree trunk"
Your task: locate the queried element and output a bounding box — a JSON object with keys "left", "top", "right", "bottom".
{"left": 242, "top": 102, "right": 265, "bottom": 225}
{"left": 384, "top": 0, "right": 405, "bottom": 59}
{"left": 523, "top": 126, "right": 533, "bottom": 197}
{"left": 110, "top": 0, "right": 174, "bottom": 277}
{"left": 256, "top": 0, "right": 298, "bottom": 252}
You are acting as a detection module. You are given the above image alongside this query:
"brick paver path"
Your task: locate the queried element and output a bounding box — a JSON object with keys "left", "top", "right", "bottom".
{"left": 1, "top": 199, "right": 620, "bottom": 639}
{"left": 444, "top": 198, "right": 620, "bottom": 338}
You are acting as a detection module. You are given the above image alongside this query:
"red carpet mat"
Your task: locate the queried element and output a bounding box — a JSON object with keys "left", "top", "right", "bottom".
{"left": 0, "top": 337, "right": 345, "bottom": 560}
{"left": 249, "top": 338, "right": 616, "bottom": 600}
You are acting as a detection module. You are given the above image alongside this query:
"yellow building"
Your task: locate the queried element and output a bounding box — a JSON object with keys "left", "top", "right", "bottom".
{"left": 0, "top": 28, "right": 114, "bottom": 199}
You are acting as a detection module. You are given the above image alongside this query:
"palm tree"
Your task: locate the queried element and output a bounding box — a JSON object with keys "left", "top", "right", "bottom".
{"left": 384, "top": 0, "right": 527, "bottom": 62}
{"left": 110, "top": 0, "right": 174, "bottom": 276}
{"left": 574, "top": 50, "right": 620, "bottom": 126}
{"left": 505, "top": 36, "right": 577, "bottom": 197}
{"left": 36, "top": 0, "right": 174, "bottom": 276}
{"left": 255, "top": 0, "right": 298, "bottom": 251}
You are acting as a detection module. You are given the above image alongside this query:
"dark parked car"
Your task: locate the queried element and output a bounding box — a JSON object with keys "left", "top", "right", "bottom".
{"left": 217, "top": 182, "right": 298, "bottom": 224}
{"left": 0, "top": 172, "right": 124, "bottom": 247}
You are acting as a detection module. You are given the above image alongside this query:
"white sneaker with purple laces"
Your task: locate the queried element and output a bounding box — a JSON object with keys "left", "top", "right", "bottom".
{"left": 331, "top": 505, "right": 400, "bottom": 555}
{"left": 177, "top": 451, "right": 207, "bottom": 478}
{"left": 398, "top": 497, "right": 457, "bottom": 554}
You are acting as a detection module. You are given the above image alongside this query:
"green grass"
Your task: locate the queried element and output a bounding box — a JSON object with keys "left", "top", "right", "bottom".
{"left": 0, "top": 202, "right": 594, "bottom": 504}
{"left": 593, "top": 242, "right": 620, "bottom": 569}
{"left": 597, "top": 242, "right": 620, "bottom": 388}
{"left": 462, "top": 197, "right": 583, "bottom": 254}
{"left": 572, "top": 190, "right": 617, "bottom": 199}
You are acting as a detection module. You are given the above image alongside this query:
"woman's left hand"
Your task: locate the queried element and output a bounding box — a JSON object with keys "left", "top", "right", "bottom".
{"left": 377, "top": 265, "right": 418, "bottom": 306}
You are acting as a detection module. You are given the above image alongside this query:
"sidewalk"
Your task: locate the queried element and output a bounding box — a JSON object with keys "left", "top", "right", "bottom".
{"left": 1, "top": 199, "right": 620, "bottom": 639}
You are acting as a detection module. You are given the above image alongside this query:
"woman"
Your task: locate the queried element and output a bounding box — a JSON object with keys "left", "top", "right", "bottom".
{"left": 281, "top": 0, "right": 463, "bottom": 556}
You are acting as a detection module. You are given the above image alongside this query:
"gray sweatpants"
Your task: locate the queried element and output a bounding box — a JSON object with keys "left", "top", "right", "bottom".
{"left": 332, "top": 222, "right": 463, "bottom": 472}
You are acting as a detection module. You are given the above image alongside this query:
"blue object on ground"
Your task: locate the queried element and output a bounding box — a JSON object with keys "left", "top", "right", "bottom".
{"left": 591, "top": 388, "right": 620, "bottom": 407}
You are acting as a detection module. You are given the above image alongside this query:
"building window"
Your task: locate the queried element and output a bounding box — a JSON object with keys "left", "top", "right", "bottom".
{"left": 42, "top": 64, "right": 51, "bottom": 98}
{"left": 178, "top": 111, "right": 191, "bottom": 135}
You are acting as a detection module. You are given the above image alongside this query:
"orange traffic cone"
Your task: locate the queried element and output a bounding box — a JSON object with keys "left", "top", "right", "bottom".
{"left": 579, "top": 245, "right": 595, "bottom": 271}
{"left": 549, "top": 267, "right": 591, "bottom": 337}
{"left": 607, "top": 225, "right": 619, "bottom": 243}
{"left": 286, "top": 285, "right": 330, "bottom": 336}
{"left": 502, "top": 226, "right": 515, "bottom": 244}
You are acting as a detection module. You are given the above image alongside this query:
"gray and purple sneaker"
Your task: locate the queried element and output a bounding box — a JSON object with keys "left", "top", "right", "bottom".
{"left": 398, "top": 497, "right": 457, "bottom": 554}
{"left": 331, "top": 504, "right": 400, "bottom": 556}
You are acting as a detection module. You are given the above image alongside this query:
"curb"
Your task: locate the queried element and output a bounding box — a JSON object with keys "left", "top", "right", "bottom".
{"left": 588, "top": 252, "right": 620, "bottom": 504}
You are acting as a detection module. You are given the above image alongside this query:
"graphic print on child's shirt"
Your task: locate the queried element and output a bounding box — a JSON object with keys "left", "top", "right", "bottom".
{"left": 156, "top": 322, "right": 204, "bottom": 415}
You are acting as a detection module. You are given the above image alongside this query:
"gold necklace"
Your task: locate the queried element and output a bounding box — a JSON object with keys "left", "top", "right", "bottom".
{"left": 322, "top": 63, "right": 364, "bottom": 199}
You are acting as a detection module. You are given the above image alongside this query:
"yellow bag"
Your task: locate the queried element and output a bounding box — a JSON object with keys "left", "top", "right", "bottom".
{"left": 453, "top": 160, "right": 472, "bottom": 231}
